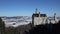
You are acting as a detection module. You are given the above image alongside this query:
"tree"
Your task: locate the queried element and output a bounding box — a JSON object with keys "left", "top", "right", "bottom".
{"left": 0, "top": 17, "right": 5, "bottom": 34}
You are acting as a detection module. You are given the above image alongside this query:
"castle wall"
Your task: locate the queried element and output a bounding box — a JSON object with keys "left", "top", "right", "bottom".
{"left": 34, "top": 17, "right": 47, "bottom": 26}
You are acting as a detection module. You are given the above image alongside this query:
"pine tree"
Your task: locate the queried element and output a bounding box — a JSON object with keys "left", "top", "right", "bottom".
{"left": 0, "top": 17, "right": 5, "bottom": 34}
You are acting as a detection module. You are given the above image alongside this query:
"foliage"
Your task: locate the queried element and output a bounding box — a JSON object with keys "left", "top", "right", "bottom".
{"left": 0, "top": 17, "right": 5, "bottom": 34}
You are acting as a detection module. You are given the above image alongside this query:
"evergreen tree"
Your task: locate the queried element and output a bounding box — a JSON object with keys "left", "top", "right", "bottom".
{"left": 0, "top": 17, "right": 5, "bottom": 34}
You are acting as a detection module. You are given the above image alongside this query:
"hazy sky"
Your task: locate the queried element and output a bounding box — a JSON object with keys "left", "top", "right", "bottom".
{"left": 0, "top": 0, "right": 60, "bottom": 17}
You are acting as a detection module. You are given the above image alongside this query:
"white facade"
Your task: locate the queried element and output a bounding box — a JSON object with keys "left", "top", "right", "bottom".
{"left": 34, "top": 17, "right": 47, "bottom": 26}
{"left": 33, "top": 15, "right": 59, "bottom": 26}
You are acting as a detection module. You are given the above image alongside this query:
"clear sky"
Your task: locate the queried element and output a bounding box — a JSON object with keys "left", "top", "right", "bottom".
{"left": 0, "top": 0, "right": 60, "bottom": 17}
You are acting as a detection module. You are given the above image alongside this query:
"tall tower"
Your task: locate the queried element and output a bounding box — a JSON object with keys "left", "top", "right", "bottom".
{"left": 32, "top": 8, "right": 47, "bottom": 27}
{"left": 39, "top": 12, "right": 40, "bottom": 17}
{"left": 54, "top": 13, "right": 57, "bottom": 23}
{"left": 32, "top": 8, "right": 39, "bottom": 27}
{"left": 35, "top": 8, "right": 39, "bottom": 14}
{"left": 54, "top": 13, "right": 56, "bottom": 20}
{"left": 38, "top": 12, "right": 40, "bottom": 24}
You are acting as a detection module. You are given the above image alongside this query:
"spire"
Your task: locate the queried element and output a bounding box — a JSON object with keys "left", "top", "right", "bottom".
{"left": 54, "top": 13, "right": 56, "bottom": 16}
{"left": 54, "top": 13, "right": 56, "bottom": 20}
{"left": 39, "top": 12, "right": 40, "bottom": 14}
{"left": 54, "top": 13, "right": 57, "bottom": 23}
{"left": 35, "top": 8, "right": 39, "bottom": 14}
{"left": 39, "top": 12, "right": 40, "bottom": 17}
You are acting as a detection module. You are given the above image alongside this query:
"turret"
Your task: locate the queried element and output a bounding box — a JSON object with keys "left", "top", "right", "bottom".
{"left": 35, "top": 8, "right": 39, "bottom": 14}
{"left": 39, "top": 12, "right": 40, "bottom": 17}
{"left": 54, "top": 13, "right": 58, "bottom": 23}
{"left": 54, "top": 13, "right": 56, "bottom": 20}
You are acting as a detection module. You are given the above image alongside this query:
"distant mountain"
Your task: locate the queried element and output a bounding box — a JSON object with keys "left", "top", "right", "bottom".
{"left": 1, "top": 16, "right": 60, "bottom": 19}
{"left": 1, "top": 16, "right": 32, "bottom": 27}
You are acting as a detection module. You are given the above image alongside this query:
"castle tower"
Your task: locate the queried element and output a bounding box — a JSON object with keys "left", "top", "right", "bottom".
{"left": 54, "top": 13, "right": 57, "bottom": 23}
{"left": 32, "top": 8, "right": 47, "bottom": 27}
{"left": 35, "top": 8, "right": 39, "bottom": 14}
{"left": 54, "top": 13, "right": 56, "bottom": 20}
{"left": 38, "top": 12, "right": 40, "bottom": 24}
{"left": 32, "top": 8, "right": 39, "bottom": 27}
{"left": 39, "top": 12, "right": 40, "bottom": 17}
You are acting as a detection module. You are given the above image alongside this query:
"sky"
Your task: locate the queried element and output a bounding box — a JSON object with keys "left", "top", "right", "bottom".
{"left": 0, "top": 0, "right": 60, "bottom": 17}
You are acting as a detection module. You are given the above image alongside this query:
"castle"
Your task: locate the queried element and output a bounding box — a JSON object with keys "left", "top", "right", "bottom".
{"left": 32, "top": 8, "right": 58, "bottom": 27}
